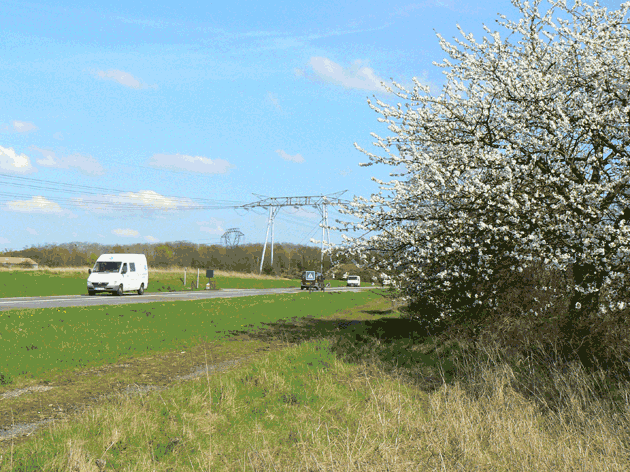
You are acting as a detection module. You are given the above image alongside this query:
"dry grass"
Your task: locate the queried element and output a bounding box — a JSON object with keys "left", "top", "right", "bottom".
{"left": 3, "top": 338, "right": 630, "bottom": 471}
{"left": 0, "top": 266, "right": 293, "bottom": 280}
{"left": 151, "top": 268, "right": 293, "bottom": 280}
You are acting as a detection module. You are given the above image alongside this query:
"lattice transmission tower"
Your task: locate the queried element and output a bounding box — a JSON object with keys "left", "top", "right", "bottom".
{"left": 220, "top": 228, "right": 245, "bottom": 248}
{"left": 241, "top": 191, "right": 346, "bottom": 274}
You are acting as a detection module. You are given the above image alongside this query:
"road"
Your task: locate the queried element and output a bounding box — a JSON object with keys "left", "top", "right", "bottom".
{"left": 0, "top": 286, "right": 374, "bottom": 311}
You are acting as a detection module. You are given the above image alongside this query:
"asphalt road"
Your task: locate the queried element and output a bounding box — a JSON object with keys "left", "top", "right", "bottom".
{"left": 0, "top": 286, "right": 374, "bottom": 311}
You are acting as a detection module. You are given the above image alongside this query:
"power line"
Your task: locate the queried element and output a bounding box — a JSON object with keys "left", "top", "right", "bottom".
{"left": 0, "top": 172, "right": 246, "bottom": 207}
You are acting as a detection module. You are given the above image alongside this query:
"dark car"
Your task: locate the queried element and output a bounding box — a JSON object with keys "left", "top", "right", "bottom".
{"left": 301, "top": 271, "right": 325, "bottom": 291}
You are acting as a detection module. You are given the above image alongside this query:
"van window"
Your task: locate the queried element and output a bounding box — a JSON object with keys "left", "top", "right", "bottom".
{"left": 93, "top": 261, "right": 121, "bottom": 273}
{"left": 130, "top": 263, "right": 136, "bottom": 272}
{"left": 121, "top": 263, "right": 128, "bottom": 274}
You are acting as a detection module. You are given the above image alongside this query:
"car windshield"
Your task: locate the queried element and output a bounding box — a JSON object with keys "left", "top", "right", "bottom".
{"left": 93, "top": 261, "right": 122, "bottom": 273}
{"left": 348, "top": 276, "right": 358, "bottom": 280}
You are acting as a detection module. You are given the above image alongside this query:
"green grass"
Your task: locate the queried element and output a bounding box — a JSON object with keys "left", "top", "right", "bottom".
{"left": 4, "top": 336, "right": 630, "bottom": 471}
{"left": 0, "top": 291, "right": 379, "bottom": 382}
{"left": 0, "top": 269, "right": 349, "bottom": 298}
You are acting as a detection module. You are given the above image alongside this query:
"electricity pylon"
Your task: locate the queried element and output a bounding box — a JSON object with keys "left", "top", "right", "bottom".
{"left": 220, "top": 228, "right": 244, "bottom": 248}
{"left": 241, "top": 191, "right": 346, "bottom": 274}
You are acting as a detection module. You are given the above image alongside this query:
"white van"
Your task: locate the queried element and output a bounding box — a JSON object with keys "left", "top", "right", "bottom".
{"left": 87, "top": 254, "right": 149, "bottom": 296}
{"left": 347, "top": 275, "right": 360, "bottom": 287}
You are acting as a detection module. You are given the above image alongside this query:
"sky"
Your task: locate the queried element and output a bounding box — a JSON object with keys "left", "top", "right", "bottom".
{"left": 0, "top": 0, "right": 626, "bottom": 252}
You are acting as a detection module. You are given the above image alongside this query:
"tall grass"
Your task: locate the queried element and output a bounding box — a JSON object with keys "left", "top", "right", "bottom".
{"left": 2, "top": 334, "right": 630, "bottom": 471}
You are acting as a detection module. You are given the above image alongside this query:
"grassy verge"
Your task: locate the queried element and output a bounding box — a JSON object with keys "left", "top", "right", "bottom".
{"left": 0, "top": 268, "right": 349, "bottom": 298}
{"left": 5, "top": 287, "right": 625, "bottom": 470}
{"left": 2, "top": 335, "right": 629, "bottom": 470}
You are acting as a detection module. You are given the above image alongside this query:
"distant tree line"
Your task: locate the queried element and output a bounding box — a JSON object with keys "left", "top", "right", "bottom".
{"left": 0, "top": 242, "right": 368, "bottom": 278}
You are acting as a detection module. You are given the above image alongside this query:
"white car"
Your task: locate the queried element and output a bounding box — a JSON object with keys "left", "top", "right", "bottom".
{"left": 87, "top": 253, "right": 149, "bottom": 296}
{"left": 347, "top": 275, "right": 360, "bottom": 287}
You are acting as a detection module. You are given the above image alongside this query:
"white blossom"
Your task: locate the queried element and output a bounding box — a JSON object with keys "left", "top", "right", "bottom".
{"left": 334, "top": 0, "right": 630, "bottom": 319}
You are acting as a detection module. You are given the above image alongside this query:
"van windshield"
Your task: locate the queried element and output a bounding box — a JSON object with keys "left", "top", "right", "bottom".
{"left": 93, "top": 261, "right": 122, "bottom": 273}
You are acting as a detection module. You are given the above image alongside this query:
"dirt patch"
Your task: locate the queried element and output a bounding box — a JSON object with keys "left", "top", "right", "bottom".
{"left": 0, "top": 335, "right": 288, "bottom": 450}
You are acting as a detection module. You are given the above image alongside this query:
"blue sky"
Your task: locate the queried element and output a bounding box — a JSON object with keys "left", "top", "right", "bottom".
{"left": 0, "top": 0, "right": 624, "bottom": 251}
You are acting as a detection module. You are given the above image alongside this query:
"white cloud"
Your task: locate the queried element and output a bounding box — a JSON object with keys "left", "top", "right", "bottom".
{"left": 275, "top": 149, "right": 305, "bottom": 163}
{"left": 266, "top": 92, "right": 282, "bottom": 111}
{"left": 306, "top": 57, "right": 387, "bottom": 92}
{"left": 53, "top": 132, "right": 64, "bottom": 140}
{"left": 0, "top": 146, "right": 35, "bottom": 173}
{"left": 26, "top": 228, "right": 38, "bottom": 235}
{"left": 339, "top": 167, "right": 353, "bottom": 176}
{"left": 0, "top": 236, "right": 10, "bottom": 243}
{"left": 12, "top": 121, "right": 38, "bottom": 133}
{"left": 95, "top": 69, "right": 158, "bottom": 90}
{"left": 72, "top": 190, "right": 199, "bottom": 214}
{"left": 145, "top": 235, "right": 159, "bottom": 242}
{"left": 197, "top": 218, "right": 225, "bottom": 235}
{"left": 148, "top": 153, "right": 235, "bottom": 174}
{"left": 112, "top": 228, "right": 140, "bottom": 237}
{"left": 6, "top": 196, "right": 74, "bottom": 216}
{"left": 30, "top": 146, "right": 105, "bottom": 176}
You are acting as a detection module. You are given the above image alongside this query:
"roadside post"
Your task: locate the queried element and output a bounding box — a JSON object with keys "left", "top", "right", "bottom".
{"left": 197, "top": 268, "right": 199, "bottom": 289}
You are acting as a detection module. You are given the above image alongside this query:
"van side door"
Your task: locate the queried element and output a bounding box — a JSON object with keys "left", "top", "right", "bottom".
{"left": 129, "top": 262, "right": 140, "bottom": 290}
{"left": 120, "top": 263, "right": 128, "bottom": 290}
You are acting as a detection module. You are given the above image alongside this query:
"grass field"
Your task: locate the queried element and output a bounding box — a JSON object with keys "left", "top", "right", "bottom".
{"left": 1, "top": 290, "right": 630, "bottom": 470}
{"left": 0, "top": 268, "right": 349, "bottom": 298}
{"left": 3, "top": 330, "right": 630, "bottom": 470}
{"left": 0, "top": 291, "right": 378, "bottom": 383}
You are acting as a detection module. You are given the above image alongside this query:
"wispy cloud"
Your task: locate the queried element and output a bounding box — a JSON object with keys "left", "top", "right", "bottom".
{"left": 112, "top": 228, "right": 140, "bottom": 237}
{"left": 53, "top": 132, "right": 64, "bottom": 141}
{"left": 304, "top": 57, "right": 388, "bottom": 92}
{"left": 94, "top": 69, "right": 158, "bottom": 90}
{"left": 12, "top": 121, "right": 38, "bottom": 133}
{"left": 6, "top": 196, "right": 75, "bottom": 217}
{"left": 0, "top": 146, "right": 35, "bottom": 173}
{"left": 73, "top": 190, "right": 199, "bottom": 214}
{"left": 30, "top": 146, "right": 105, "bottom": 176}
{"left": 148, "top": 153, "right": 235, "bottom": 174}
{"left": 275, "top": 149, "right": 305, "bottom": 163}
{"left": 266, "top": 92, "right": 282, "bottom": 111}
{"left": 145, "top": 235, "right": 159, "bottom": 242}
{"left": 197, "top": 218, "right": 225, "bottom": 235}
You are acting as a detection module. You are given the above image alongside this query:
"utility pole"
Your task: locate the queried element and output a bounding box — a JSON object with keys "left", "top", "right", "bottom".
{"left": 241, "top": 192, "right": 345, "bottom": 275}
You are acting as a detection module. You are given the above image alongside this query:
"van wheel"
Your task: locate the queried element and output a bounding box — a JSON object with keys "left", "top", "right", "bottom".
{"left": 117, "top": 284, "right": 124, "bottom": 296}
{"left": 137, "top": 283, "right": 144, "bottom": 295}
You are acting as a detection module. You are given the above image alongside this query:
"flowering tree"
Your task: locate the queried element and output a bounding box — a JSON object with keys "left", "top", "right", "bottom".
{"left": 339, "top": 0, "right": 630, "bottom": 331}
